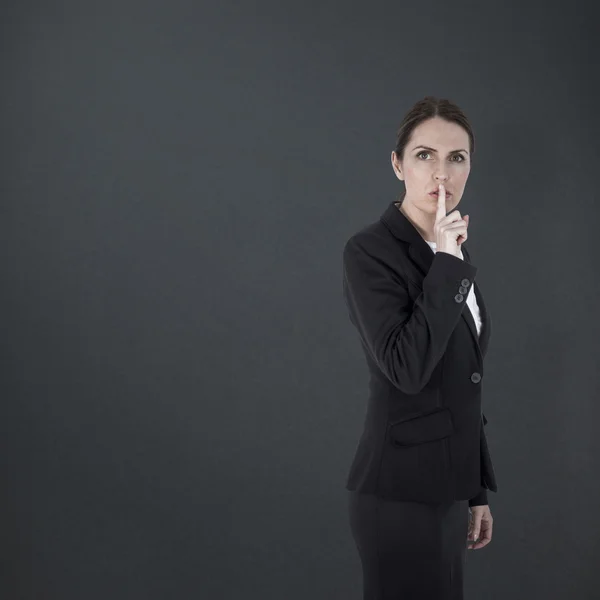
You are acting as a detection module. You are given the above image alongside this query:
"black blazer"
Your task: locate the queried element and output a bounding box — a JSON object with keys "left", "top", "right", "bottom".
{"left": 342, "top": 200, "right": 498, "bottom": 506}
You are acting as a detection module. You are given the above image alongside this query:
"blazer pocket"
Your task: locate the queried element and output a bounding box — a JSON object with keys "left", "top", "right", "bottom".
{"left": 389, "top": 407, "right": 454, "bottom": 447}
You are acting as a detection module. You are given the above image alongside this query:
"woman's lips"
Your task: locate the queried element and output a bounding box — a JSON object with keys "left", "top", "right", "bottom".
{"left": 430, "top": 192, "right": 452, "bottom": 196}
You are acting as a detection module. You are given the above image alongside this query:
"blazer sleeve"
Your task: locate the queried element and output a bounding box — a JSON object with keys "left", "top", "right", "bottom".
{"left": 468, "top": 488, "right": 488, "bottom": 507}
{"left": 342, "top": 235, "right": 478, "bottom": 395}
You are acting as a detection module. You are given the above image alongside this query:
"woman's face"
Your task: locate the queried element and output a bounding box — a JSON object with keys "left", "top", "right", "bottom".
{"left": 391, "top": 116, "right": 471, "bottom": 215}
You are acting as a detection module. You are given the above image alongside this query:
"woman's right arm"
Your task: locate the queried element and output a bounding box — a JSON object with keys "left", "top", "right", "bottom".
{"left": 342, "top": 235, "right": 477, "bottom": 394}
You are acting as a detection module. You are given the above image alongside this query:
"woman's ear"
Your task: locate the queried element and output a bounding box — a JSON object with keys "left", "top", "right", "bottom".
{"left": 391, "top": 152, "right": 404, "bottom": 181}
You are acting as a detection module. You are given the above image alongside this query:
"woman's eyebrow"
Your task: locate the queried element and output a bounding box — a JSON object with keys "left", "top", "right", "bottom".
{"left": 412, "top": 145, "right": 468, "bottom": 154}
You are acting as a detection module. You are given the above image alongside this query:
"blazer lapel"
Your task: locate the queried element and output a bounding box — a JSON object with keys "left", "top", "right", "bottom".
{"left": 380, "top": 201, "right": 491, "bottom": 360}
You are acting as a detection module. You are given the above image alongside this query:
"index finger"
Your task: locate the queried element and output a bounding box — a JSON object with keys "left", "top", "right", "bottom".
{"left": 436, "top": 183, "right": 446, "bottom": 222}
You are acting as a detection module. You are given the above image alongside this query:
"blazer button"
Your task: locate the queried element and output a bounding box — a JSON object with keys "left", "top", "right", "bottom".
{"left": 459, "top": 285, "right": 469, "bottom": 294}
{"left": 454, "top": 293, "right": 464, "bottom": 303}
{"left": 461, "top": 278, "right": 470, "bottom": 287}
{"left": 471, "top": 372, "right": 481, "bottom": 383}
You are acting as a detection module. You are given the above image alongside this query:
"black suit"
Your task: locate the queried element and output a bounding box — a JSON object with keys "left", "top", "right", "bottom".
{"left": 342, "top": 200, "right": 497, "bottom": 507}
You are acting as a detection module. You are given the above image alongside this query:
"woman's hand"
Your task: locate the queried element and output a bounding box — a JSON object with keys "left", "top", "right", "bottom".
{"left": 434, "top": 183, "right": 470, "bottom": 257}
{"left": 467, "top": 504, "right": 493, "bottom": 550}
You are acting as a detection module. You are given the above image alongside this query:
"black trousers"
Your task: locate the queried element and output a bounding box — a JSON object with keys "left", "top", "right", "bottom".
{"left": 348, "top": 491, "right": 469, "bottom": 600}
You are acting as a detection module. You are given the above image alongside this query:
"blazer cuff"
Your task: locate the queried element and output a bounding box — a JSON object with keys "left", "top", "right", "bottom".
{"left": 468, "top": 489, "right": 488, "bottom": 507}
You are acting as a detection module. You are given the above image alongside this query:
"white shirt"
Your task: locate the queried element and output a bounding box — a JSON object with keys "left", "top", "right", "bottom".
{"left": 425, "top": 241, "right": 483, "bottom": 338}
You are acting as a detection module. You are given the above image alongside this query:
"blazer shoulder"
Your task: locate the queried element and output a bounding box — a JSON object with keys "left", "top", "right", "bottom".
{"left": 343, "top": 222, "right": 411, "bottom": 287}
{"left": 343, "top": 220, "right": 402, "bottom": 262}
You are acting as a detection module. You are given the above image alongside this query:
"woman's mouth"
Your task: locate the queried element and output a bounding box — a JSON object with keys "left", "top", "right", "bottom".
{"left": 430, "top": 192, "right": 452, "bottom": 197}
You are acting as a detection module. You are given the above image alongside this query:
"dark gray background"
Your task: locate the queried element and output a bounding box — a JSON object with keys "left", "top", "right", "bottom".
{"left": 1, "top": 1, "right": 598, "bottom": 598}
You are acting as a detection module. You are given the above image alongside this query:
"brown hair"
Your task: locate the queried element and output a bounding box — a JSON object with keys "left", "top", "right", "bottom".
{"left": 393, "top": 96, "right": 475, "bottom": 201}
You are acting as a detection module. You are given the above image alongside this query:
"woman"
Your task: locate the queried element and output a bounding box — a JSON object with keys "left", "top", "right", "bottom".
{"left": 343, "top": 96, "right": 498, "bottom": 600}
